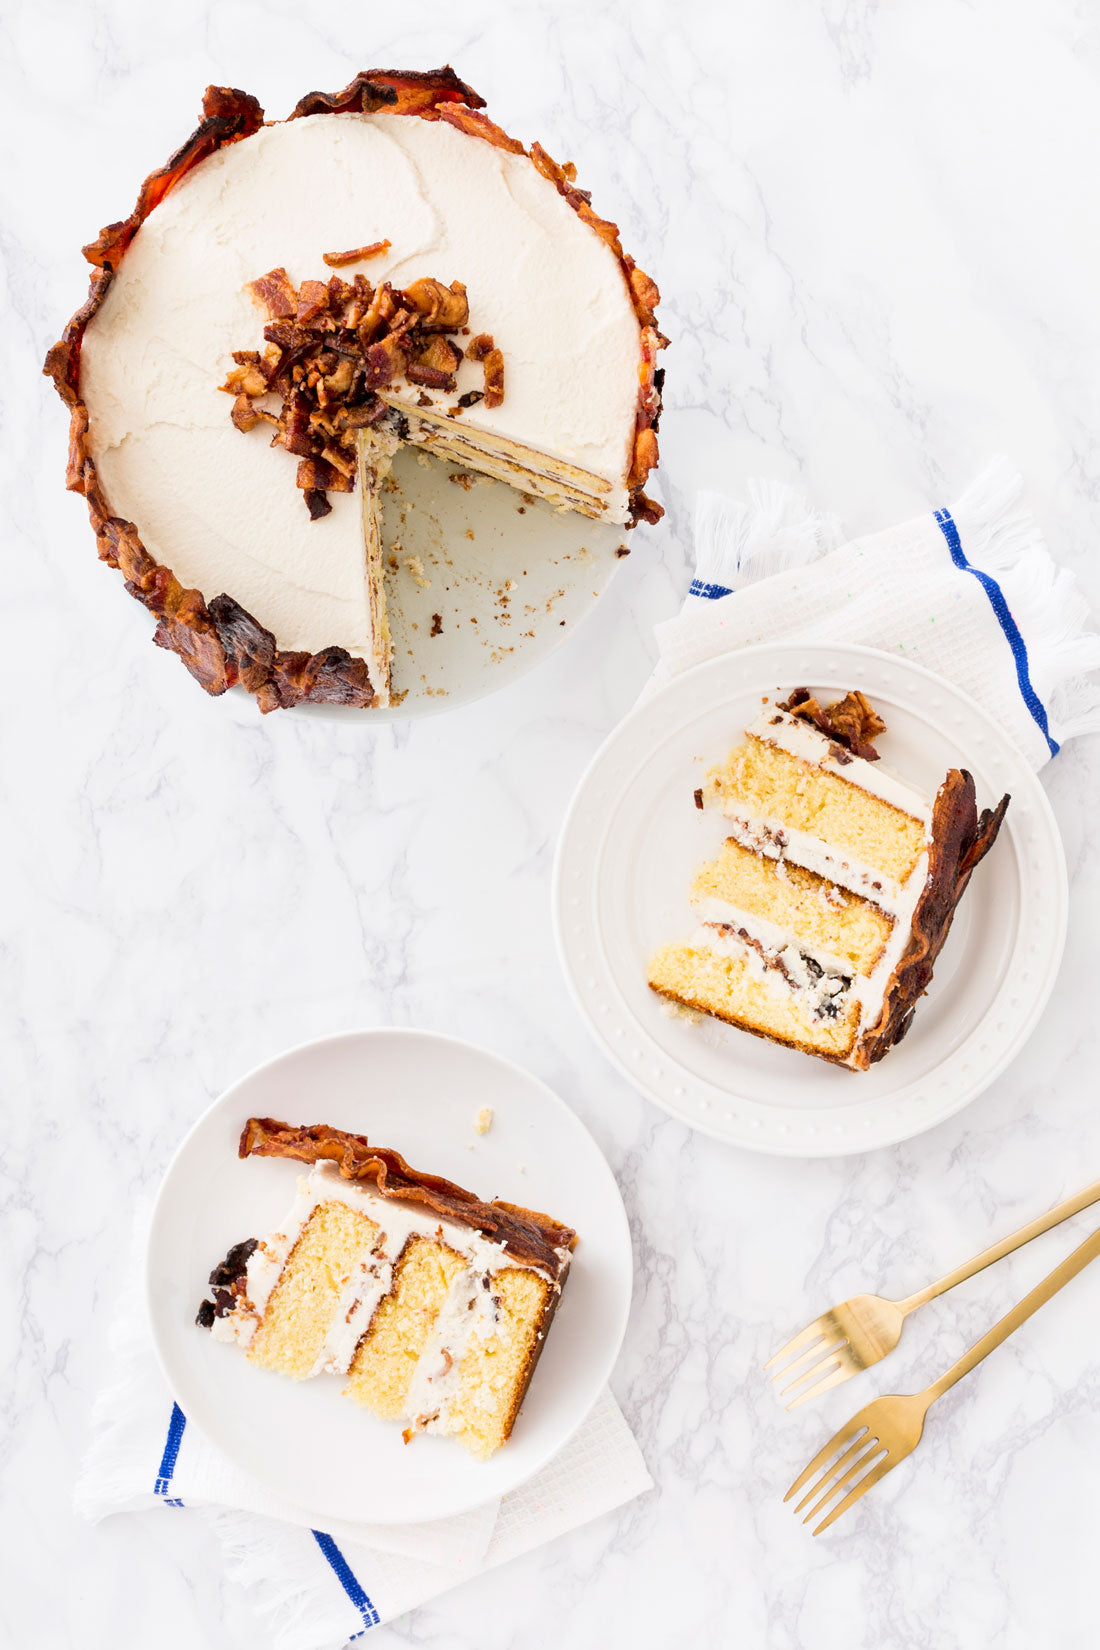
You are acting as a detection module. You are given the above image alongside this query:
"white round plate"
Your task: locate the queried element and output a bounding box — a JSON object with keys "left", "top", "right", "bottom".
{"left": 553, "top": 643, "right": 1067, "bottom": 1157}
{"left": 298, "top": 447, "right": 629, "bottom": 722}
{"left": 146, "top": 1028, "right": 632, "bottom": 1524}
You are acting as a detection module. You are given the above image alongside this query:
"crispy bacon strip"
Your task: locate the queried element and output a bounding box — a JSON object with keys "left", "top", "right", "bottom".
{"left": 322, "top": 240, "right": 392, "bottom": 267}
{"left": 81, "top": 86, "right": 263, "bottom": 271}
{"left": 435, "top": 104, "right": 525, "bottom": 155}
{"left": 289, "top": 66, "right": 484, "bottom": 120}
{"left": 858, "top": 771, "right": 1009, "bottom": 1065}
{"left": 239, "top": 1118, "right": 577, "bottom": 1274}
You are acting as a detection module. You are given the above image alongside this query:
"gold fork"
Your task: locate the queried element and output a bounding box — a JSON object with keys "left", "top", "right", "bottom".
{"left": 786, "top": 1220, "right": 1100, "bottom": 1534}
{"left": 766, "top": 1174, "right": 1100, "bottom": 1407}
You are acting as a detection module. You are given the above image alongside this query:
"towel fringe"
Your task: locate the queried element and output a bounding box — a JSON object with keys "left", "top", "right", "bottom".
{"left": 206, "top": 1508, "right": 364, "bottom": 1650}
{"left": 952, "top": 458, "right": 1100, "bottom": 745}
{"left": 693, "top": 480, "right": 839, "bottom": 593}
{"left": 72, "top": 1209, "right": 165, "bottom": 1521}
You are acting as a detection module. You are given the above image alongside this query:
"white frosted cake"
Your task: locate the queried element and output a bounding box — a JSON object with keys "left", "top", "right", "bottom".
{"left": 46, "top": 71, "right": 664, "bottom": 712}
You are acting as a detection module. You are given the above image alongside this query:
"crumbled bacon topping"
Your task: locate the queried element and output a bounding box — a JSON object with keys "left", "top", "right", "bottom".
{"left": 482, "top": 349, "right": 504, "bottom": 409}
{"left": 780, "top": 688, "right": 888, "bottom": 761}
{"left": 222, "top": 266, "right": 483, "bottom": 516}
{"left": 322, "top": 240, "right": 391, "bottom": 266}
{"left": 246, "top": 267, "right": 297, "bottom": 319}
{"left": 465, "top": 332, "right": 504, "bottom": 407}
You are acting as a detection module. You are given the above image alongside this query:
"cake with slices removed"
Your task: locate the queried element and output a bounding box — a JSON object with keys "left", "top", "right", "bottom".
{"left": 648, "top": 689, "right": 1009, "bottom": 1069}
{"left": 196, "top": 1119, "right": 576, "bottom": 1459}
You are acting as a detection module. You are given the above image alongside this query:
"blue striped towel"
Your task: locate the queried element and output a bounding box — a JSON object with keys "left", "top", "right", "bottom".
{"left": 74, "top": 1230, "right": 651, "bottom": 1646}
{"left": 653, "top": 457, "right": 1100, "bottom": 768}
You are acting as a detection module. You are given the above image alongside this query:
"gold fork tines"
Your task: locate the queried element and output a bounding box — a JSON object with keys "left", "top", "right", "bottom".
{"left": 784, "top": 1395, "right": 928, "bottom": 1534}
{"left": 765, "top": 1294, "right": 908, "bottom": 1407}
{"left": 785, "top": 1222, "right": 1100, "bottom": 1535}
{"left": 767, "top": 1172, "right": 1100, "bottom": 1407}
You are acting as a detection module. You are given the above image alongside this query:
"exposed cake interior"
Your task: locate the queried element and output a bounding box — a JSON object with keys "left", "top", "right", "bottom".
{"left": 356, "top": 425, "right": 399, "bottom": 705}
{"left": 199, "top": 1121, "right": 575, "bottom": 1459}
{"left": 382, "top": 400, "right": 614, "bottom": 520}
{"left": 648, "top": 690, "right": 1007, "bottom": 1068}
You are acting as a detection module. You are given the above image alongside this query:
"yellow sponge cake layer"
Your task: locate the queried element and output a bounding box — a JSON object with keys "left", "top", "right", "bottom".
{"left": 345, "top": 1235, "right": 465, "bottom": 1420}
{"left": 692, "top": 839, "right": 893, "bottom": 976}
{"left": 708, "top": 736, "right": 927, "bottom": 888}
{"left": 648, "top": 938, "right": 861, "bottom": 1060}
{"left": 248, "top": 1201, "right": 379, "bottom": 1381}
{"left": 445, "top": 1268, "right": 553, "bottom": 1459}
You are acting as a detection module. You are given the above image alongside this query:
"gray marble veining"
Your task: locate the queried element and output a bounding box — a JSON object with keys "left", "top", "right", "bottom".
{"left": 4, "top": 1, "right": 1100, "bottom": 1645}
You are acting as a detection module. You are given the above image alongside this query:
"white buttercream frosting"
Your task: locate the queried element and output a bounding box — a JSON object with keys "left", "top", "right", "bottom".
{"left": 79, "top": 113, "right": 642, "bottom": 659}
{"left": 720, "top": 810, "right": 910, "bottom": 910}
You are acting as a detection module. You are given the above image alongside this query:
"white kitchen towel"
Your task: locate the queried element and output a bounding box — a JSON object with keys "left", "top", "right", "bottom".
{"left": 75, "top": 1229, "right": 651, "bottom": 1646}
{"left": 652, "top": 457, "right": 1100, "bottom": 767}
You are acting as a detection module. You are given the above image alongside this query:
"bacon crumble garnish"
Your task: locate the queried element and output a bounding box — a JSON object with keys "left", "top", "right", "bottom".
{"left": 322, "top": 240, "right": 392, "bottom": 267}
{"left": 482, "top": 349, "right": 504, "bottom": 409}
{"left": 405, "top": 277, "right": 469, "bottom": 330}
{"left": 245, "top": 267, "right": 297, "bottom": 318}
{"left": 465, "top": 332, "right": 504, "bottom": 407}
{"left": 780, "top": 688, "right": 888, "bottom": 762}
{"left": 222, "top": 267, "right": 483, "bottom": 515}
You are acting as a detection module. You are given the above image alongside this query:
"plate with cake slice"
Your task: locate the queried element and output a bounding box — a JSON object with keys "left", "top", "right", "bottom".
{"left": 146, "top": 1028, "right": 632, "bottom": 1523}
{"left": 553, "top": 642, "right": 1066, "bottom": 1156}
{"left": 45, "top": 71, "right": 664, "bottom": 719}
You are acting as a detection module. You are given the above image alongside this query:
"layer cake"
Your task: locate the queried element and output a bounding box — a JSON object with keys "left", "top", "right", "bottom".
{"left": 45, "top": 71, "right": 664, "bottom": 712}
{"left": 648, "top": 689, "right": 1009, "bottom": 1069}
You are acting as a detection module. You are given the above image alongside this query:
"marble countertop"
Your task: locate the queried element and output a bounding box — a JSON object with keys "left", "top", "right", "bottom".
{"left": 7, "top": 2, "right": 1100, "bottom": 1646}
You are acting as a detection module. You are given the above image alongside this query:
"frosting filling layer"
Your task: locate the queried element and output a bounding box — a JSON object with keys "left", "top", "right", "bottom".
{"left": 207, "top": 1160, "right": 571, "bottom": 1446}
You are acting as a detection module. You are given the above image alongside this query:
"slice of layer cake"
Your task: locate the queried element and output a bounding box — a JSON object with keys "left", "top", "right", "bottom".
{"left": 648, "top": 689, "right": 1009, "bottom": 1069}
{"left": 197, "top": 1119, "right": 577, "bottom": 1459}
{"left": 357, "top": 424, "right": 400, "bottom": 706}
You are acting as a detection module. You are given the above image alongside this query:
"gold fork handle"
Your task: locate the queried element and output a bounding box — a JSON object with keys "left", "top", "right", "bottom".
{"left": 925, "top": 1223, "right": 1100, "bottom": 1403}
{"left": 898, "top": 1174, "right": 1100, "bottom": 1314}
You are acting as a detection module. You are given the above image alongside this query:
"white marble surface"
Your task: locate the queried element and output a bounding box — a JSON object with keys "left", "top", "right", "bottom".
{"left": 6, "top": 1, "right": 1100, "bottom": 1645}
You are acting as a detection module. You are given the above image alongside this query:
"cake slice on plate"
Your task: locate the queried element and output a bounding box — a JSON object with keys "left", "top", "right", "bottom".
{"left": 197, "top": 1119, "right": 577, "bottom": 1459}
{"left": 648, "top": 689, "right": 1009, "bottom": 1069}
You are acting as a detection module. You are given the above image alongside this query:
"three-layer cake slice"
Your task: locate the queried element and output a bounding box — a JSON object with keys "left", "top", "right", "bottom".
{"left": 197, "top": 1119, "right": 576, "bottom": 1458}
{"left": 648, "top": 689, "right": 1008, "bottom": 1069}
